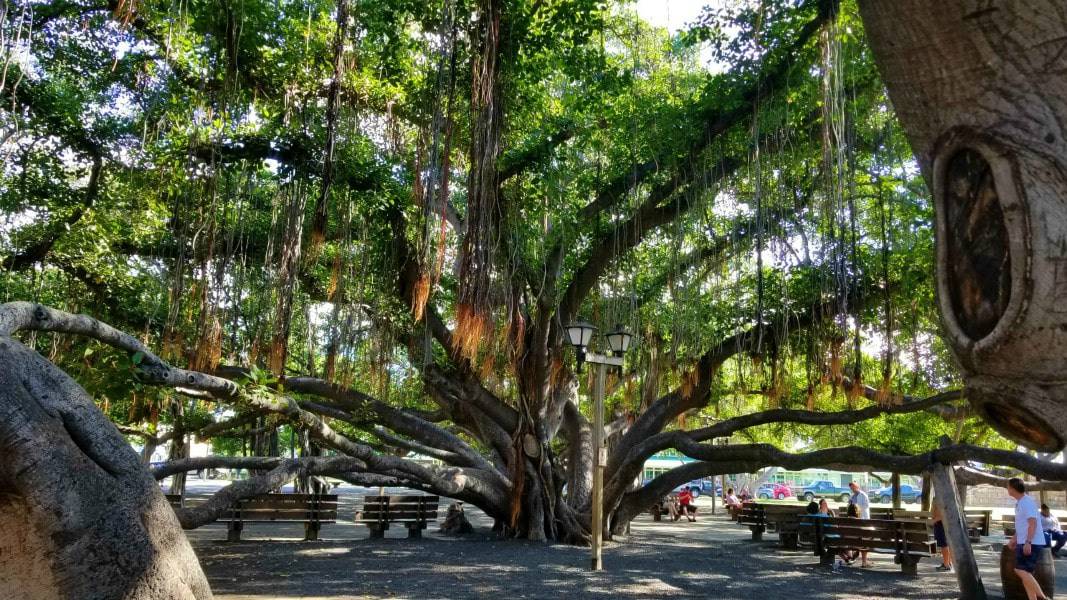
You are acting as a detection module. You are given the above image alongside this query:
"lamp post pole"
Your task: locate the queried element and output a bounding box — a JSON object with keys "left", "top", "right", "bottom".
{"left": 585, "top": 351, "right": 623, "bottom": 572}
{"left": 563, "top": 320, "right": 631, "bottom": 573}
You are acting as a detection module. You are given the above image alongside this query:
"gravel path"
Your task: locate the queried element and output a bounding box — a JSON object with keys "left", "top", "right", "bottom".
{"left": 183, "top": 481, "right": 1065, "bottom": 599}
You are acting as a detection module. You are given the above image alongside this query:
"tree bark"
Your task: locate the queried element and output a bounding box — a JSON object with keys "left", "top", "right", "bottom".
{"left": 921, "top": 475, "right": 933, "bottom": 512}
{"left": 858, "top": 0, "right": 1067, "bottom": 451}
{"left": 168, "top": 399, "right": 189, "bottom": 496}
{"left": 0, "top": 336, "right": 211, "bottom": 599}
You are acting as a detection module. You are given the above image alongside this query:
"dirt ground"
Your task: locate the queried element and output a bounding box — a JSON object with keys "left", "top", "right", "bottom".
{"left": 184, "top": 481, "right": 1064, "bottom": 600}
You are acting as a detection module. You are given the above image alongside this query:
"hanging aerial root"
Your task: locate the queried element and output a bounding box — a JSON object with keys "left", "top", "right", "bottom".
{"left": 828, "top": 338, "right": 844, "bottom": 389}
{"left": 875, "top": 371, "right": 894, "bottom": 406}
{"left": 191, "top": 313, "right": 222, "bottom": 373}
{"left": 680, "top": 367, "right": 699, "bottom": 400}
{"left": 411, "top": 271, "right": 431, "bottom": 322}
{"left": 326, "top": 251, "right": 343, "bottom": 302}
{"left": 846, "top": 372, "right": 864, "bottom": 407}
{"left": 454, "top": 303, "right": 491, "bottom": 362}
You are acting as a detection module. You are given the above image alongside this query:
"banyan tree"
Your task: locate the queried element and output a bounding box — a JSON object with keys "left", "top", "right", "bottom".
{"left": 0, "top": 0, "right": 1065, "bottom": 597}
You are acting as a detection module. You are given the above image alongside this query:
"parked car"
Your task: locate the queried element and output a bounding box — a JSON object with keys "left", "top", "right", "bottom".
{"left": 640, "top": 479, "right": 717, "bottom": 499}
{"left": 672, "top": 479, "right": 717, "bottom": 498}
{"left": 796, "top": 480, "right": 852, "bottom": 503}
{"left": 873, "top": 484, "right": 922, "bottom": 504}
{"left": 756, "top": 483, "right": 794, "bottom": 500}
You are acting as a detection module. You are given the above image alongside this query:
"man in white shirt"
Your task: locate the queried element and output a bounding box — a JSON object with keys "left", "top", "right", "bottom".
{"left": 1008, "top": 478, "right": 1049, "bottom": 600}
{"left": 848, "top": 481, "right": 871, "bottom": 519}
{"left": 848, "top": 482, "right": 872, "bottom": 567}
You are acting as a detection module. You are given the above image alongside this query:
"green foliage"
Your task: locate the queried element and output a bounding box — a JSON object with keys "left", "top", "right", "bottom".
{"left": 0, "top": 0, "right": 1011, "bottom": 460}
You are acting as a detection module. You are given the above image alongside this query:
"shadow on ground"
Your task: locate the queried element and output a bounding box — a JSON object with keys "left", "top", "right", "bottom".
{"left": 184, "top": 482, "right": 1062, "bottom": 599}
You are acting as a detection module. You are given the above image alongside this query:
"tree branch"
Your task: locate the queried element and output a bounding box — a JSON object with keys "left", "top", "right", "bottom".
{"left": 0, "top": 302, "right": 238, "bottom": 397}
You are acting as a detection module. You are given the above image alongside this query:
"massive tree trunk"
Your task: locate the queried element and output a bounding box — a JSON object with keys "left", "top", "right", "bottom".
{"left": 0, "top": 336, "right": 211, "bottom": 599}
{"left": 858, "top": 0, "right": 1067, "bottom": 451}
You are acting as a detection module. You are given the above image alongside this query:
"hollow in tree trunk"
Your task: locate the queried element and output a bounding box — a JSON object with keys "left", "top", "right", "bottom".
{"left": 858, "top": 0, "right": 1067, "bottom": 451}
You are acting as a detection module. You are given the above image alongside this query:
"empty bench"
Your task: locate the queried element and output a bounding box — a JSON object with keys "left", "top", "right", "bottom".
{"left": 356, "top": 495, "right": 440, "bottom": 539}
{"left": 802, "top": 515, "right": 935, "bottom": 575}
{"left": 218, "top": 493, "right": 338, "bottom": 541}
{"left": 739, "top": 503, "right": 806, "bottom": 542}
{"left": 165, "top": 494, "right": 184, "bottom": 509}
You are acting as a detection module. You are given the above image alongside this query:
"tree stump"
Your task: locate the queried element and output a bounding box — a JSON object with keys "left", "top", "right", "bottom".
{"left": 439, "top": 501, "right": 474, "bottom": 536}
{"left": 1000, "top": 545, "right": 1056, "bottom": 600}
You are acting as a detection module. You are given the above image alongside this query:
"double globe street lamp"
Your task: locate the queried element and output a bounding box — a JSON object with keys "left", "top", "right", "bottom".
{"left": 564, "top": 320, "right": 633, "bottom": 571}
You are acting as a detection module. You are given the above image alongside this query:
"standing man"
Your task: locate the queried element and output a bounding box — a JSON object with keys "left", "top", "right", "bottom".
{"left": 848, "top": 482, "right": 872, "bottom": 567}
{"left": 1007, "top": 478, "right": 1049, "bottom": 600}
{"left": 930, "top": 495, "right": 954, "bottom": 572}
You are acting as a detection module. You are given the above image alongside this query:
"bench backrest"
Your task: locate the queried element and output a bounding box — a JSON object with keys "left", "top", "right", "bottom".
{"left": 801, "top": 515, "right": 933, "bottom": 556}
{"left": 164, "top": 493, "right": 184, "bottom": 509}
{"left": 1001, "top": 512, "right": 1067, "bottom": 533}
{"left": 225, "top": 493, "right": 339, "bottom": 521}
{"left": 739, "top": 503, "right": 808, "bottom": 527}
{"left": 963, "top": 510, "right": 992, "bottom": 535}
{"left": 360, "top": 495, "right": 440, "bottom": 524}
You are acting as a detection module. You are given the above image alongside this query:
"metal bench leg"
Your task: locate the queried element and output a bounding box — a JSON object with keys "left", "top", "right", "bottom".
{"left": 305, "top": 521, "right": 320, "bottom": 541}
{"left": 899, "top": 556, "right": 919, "bottom": 576}
{"left": 368, "top": 525, "right": 385, "bottom": 539}
{"left": 750, "top": 526, "right": 764, "bottom": 541}
{"left": 819, "top": 549, "right": 835, "bottom": 567}
{"left": 781, "top": 532, "right": 799, "bottom": 550}
{"left": 227, "top": 521, "right": 243, "bottom": 542}
{"left": 407, "top": 524, "right": 423, "bottom": 539}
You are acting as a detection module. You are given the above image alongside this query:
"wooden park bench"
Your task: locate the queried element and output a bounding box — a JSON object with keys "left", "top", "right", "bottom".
{"left": 1001, "top": 513, "right": 1067, "bottom": 537}
{"left": 963, "top": 510, "right": 993, "bottom": 541}
{"left": 355, "top": 495, "right": 440, "bottom": 539}
{"left": 218, "top": 493, "right": 338, "bottom": 542}
{"left": 874, "top": 508, "right": 989, "bottom": 543}
{"left": 739, "top": 503, "right": 807, "bottom": 542}
{"left": 801, "top": 515, "right": 935, "bottom": 575}
{"left": 164, "top": 494, "right": 184, "bottom": 509}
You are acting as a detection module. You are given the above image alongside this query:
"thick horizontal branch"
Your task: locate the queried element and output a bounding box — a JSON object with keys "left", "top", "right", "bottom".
{"left": 498, "top": 119, "right": 576, "bottom": 182}
{"left": 955, "top": 466, "right": 1067, "bottom": 492}
{"left": 0, "top": 302, "right": 238, "bottom": 397}
{"left": 170, "top": 456, "right": 366, "bottom": 528}
{"left": 616, "top": 442, "right": 1067, "bottom": 521}
{"left": 152, "top": 455, "right": 364, "bottom": 480}
{"left": 607, "top": 388, "right": 962, "bottom": 502}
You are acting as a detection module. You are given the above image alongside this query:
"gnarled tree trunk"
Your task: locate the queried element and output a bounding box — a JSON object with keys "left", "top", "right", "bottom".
{"left": 0, "top": 336, "right": 211, "bottom": 599}
{"left": 858, "top": 0, "right": 1067, "bottom": 451}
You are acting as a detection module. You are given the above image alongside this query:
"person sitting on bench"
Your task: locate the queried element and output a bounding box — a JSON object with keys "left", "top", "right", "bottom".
{"left": 724, "top": 488, "right": 742, "bottom": 509}
{"left": 808, "top": 500, "right": 857, "bottom": 565}
{"left": 1040, "top": 503, "right": 1066, "bottom": 558}
{"left": 818, "top": 498, "right": 835, "bottom": 517}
